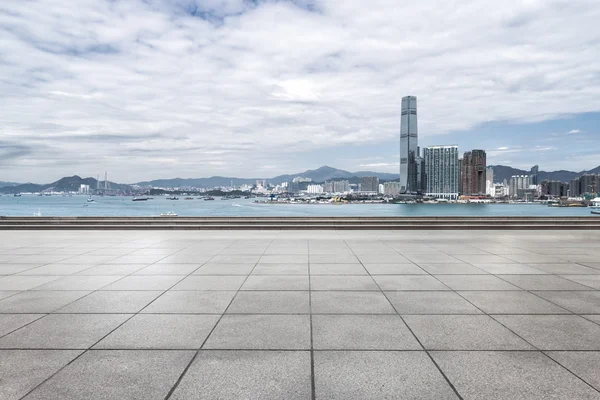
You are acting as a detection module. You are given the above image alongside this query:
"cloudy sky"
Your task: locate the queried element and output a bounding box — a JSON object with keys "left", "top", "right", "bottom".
{"left": 1, "top": 0, "right": 600, "bottom": 183}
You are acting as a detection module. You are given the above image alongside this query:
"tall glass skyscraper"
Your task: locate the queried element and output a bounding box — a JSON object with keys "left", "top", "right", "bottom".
{"left": 399, "top": 96, "right": 418, "bottom": 194}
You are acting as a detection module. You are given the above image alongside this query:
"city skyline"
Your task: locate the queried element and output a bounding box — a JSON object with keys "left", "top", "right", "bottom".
{"left": 1, "top": 1, "right": 600, "bottom": 182}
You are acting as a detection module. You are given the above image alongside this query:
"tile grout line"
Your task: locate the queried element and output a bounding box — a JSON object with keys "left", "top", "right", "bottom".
{"left": 308, "top": 240, "right": 316, "bottom": 400}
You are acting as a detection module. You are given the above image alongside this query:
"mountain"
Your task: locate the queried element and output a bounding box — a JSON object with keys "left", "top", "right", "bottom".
{"left": 136, "top": 166, "right": 399, "bottom": 188}
{"left": 490, "top": 165, "right": 600, "bottom": 183}
{"left": 0, "top": 181, "right": 20, "bottom": 188}
{"left": 0, "top": 176, "right": 132, "bottom": 194}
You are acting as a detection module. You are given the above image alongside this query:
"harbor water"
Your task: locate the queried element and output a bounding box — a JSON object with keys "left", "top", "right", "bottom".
{"left": 0, "top": 195, "right": 595, "bottom": 217}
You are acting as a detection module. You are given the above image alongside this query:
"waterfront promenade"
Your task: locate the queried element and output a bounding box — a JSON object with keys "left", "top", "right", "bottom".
{"left": 1, "top": 229, "right": 600, "bottom": 399}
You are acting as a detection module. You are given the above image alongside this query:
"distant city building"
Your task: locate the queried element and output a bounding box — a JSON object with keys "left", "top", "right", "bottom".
{"left": 491, "top": 182, "right": 509, "bottom": 198}
{"left": 399, "top": 95, "right": 419, "bottom": 194}
{"left": 529, "top": 165, "right": 539, "bottom": 186}
{"left": 383, "top": 182, "right": 401, "bottom": 197}
{"left": 79, "top": 184, "right": 90, "bottom": 194}
{"left": 541, "top": 180, "right": 568, "bottom": 197}
{"left": 360, "top": 176, "right": 379, "bottom": 193}
{"left": 570, "top": 174, "right": 599, "bottom": 197}
{"left": 423, "top": 145, "right": 460, "bottom": 199}
{"left": 486, "top": 167, "right": 494, "bottom": 195}
{"left": 378, "top": 184, "right": 385, "bottom": 194}
{"left": 509, "top": 175, "right": 530, "bottom": 198}
{"left": 256, "top": 179, "right": 267, "bottom": 188}
{"left": 461, "top": 150, "right": 487, "bottom": 195}
{"left": 306, "top": 184, "right": 324, "bottom": 194}
{"left": 292, "top": 177, "right": 312, "bottom": 183}
{"left": 287, "top": 182, "right": 300, "bottom": 194}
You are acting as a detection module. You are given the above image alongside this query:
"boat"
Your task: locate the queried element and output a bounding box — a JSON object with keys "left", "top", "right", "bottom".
{"left": 204, "top": 197, "right": 215, "bottom": 201}
{"left": 160, "top": 211, "right": 178, "bottom": 216}
{"left": 87, "top": 196, "right": 95, "bottom": 202}
{"left": 166, "top": 196, "right": 179, "bottom": 200}
{"left": 132, "top": 197, "right": 149, "bottom": 201}
{"left": 33, "top": 208, "right": 42, "bottom": 216}
{"left": 590, "top": 198, "right": 600, "bottom": 209}
{"left": 184, "top": 197, "right": 194, "bottom": 200}
{"left": 592, "top": 210, "right": 600, "bottom": 215}
{"left": 13, "top": 193, "right": 21, "bottom": 197}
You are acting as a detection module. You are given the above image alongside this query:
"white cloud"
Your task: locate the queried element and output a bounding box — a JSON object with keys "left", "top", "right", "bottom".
{"left": 358, "top": 163, "right": 399, "bottom": 168}
{"left": 567, "top": 129, "right": 581, "bottom": 134}
{"left": 2, "top": 0, "right": 600, "bottom": 181}
{"left": 497, "top": 146, "right": 510, "bottom": 150}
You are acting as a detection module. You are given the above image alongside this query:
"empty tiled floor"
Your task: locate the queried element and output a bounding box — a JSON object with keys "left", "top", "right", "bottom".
{"left": 0, "top": 229, "right": 599, "bottom": 399}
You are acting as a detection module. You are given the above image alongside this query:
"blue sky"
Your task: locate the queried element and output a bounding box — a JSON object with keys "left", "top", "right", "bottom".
{"left": 1, "top": 0, "right": 599, "bottom": 182}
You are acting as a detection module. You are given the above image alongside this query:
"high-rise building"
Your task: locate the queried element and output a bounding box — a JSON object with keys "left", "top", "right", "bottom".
{"left": 509, "top": 175, "right": 530, "bottom": 198}
{"left": 529, "top": 165, "right": 539, "bottom": 186}
{"left": 461, "top": 150, "right": 487, "bottom": 195}
{"left": 485, "top": 167, "right": 494, "bottom": 195}
{"left": 383, "top": 182, "right": 401, "bottom": 197}
{"left": 399, "top": 96, "right": 418, "bottom": 194}
{"left": 423, "top": 145, "right": 460, "bottom": 199}
{"left": 541, "top": 180, "right": 568, "bottom": 197}
{"left": 360, "top": 176, "right": 379, "bottom": 193}
{"left": 306, "top": 184, "right": 323, "bottom": 194}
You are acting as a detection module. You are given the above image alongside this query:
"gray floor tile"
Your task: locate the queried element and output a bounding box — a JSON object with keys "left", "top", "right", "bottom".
{"left": 242, "top": 275, "right": 309, "bottom": 290}
{"left": 309, "top": 263, "right": 368, "bottom": 275}
{"left": 417, "top": 263, "right": 487, "bottom": 275}
{"left": 170, "top": 350, "right": 311, "bottom": 400}
{"left": 252, "top": 264, "right": 308, "bottom": 275}
{"left": 583, "top": 314, "right": 600, "bottom": 324}
{"left": 0, "top": 314, "right": 45, "bottom": 337}
{"left": 356, "top": 254, "right": 411, "bottom": 264}
{"left": 532, "top": 291, "right": 600, "bottom": 314}
{"left": 313, "top": 315, "right": 421, "bottom": 350}
{"left": 560, "top": 275, "right": 600, "bottom": 289}
{"left": 310, "top": 275, "right": 378, "bottom": 290}
{"left": 204, "top": 314, "right": 311, "bottom": 349}
{"left": 535, "top": 264, "right": 600, "bottom": 274}
{"left": 75, "top": 263, "right": 147, "bottom": 276}
{"left": 474, "top": 263, "right": 546, "bottom": 274}
{"left": 193, "top": 263, "right": 255, "bottom": 275}
{"left": 227, "top": 291, "right": 310, "bottom": 314}
{"left": 208, "top": 254, "right": 261, "bottom": 264}
{"left": 311, "top": 291, "right": 396, "bottom": 314}
{"left": 17, "top": 264, "right": 96, "bottom": 275}
{"left": 404, "top": 315, "right": 533, "bottom": 350}
{"left": 386, "top": 291, "right": 482, "bottom": 314}
{"left": 0, "top": 264, "right": 44, "bottom": 275}
{"left": 373, "top": 275, "right": 450, "bottom": 290}
{"left": 405, "top": 254, "right": 460, "bottom": 263}
{"left": 503, "top": 254, "right": 567, "bottom": 264}
{"left": 94, "top": 314, "right": 220, "bottom": 349}
{"left": 0, "top": 291, "right": 89, "bottom": 313}
{"left": 546, "top": 351, "right": 600, "bottom": 391}
{"left": 25, "top": 350, "right": 194, "bottom": 400}
{"left": 0, "top": 276, "right": 60, "bottom": 291}
{"left": 0, "top": 291, "right": 19, "bottom": 300}
{"left": 314, "top": 351, "right": 458, "bottom": 400}
{"left": 0, "top": 350, "right": 82, "bottom": 400}
{"left": 362, "top": 263, "right": 426, "bottom": 274}
{"left": 142, "top": 291, "right": 235, "bottom": 314}
{"left": 259, "top": 254, "right": 308, "bottom": 263}
{"left": 133, "top": 263, "right": 200, "bottom": 275}
{"left": 172, "top": 275, "right": 246, "bottom": 290}
{"left": 436, "top": 275, "right": 520, "bottom": 290}
{"left": 100, "top": 275, "right": 183, "bottom": 290}
{"left": 156, "top": 254, "right": 214, "bottom": 264}
{"left": 453, "top": 254, "right": 515, "bottom": 264}
{"left": 57, "top": 291, "right": 163, "bottom": 313}
{"left": 309, "top": 254, "right": 360, "bottom": 264}
{"left": 495, "top": 315, "right": 600, "bottom": 350}
{"left": 459, "top": 291, "right": 570, "bottom": 314}
{"left": 432, "top": 351, "right": 600, "bottom": 400}
{"left": 500, "top": 275, "right": 594, "bottom": 290}
{"left": 0, "top": 314, "right": 130, "bottom": 349}
{"left": 31, "top": 276, "right": 122, "bottom": 290}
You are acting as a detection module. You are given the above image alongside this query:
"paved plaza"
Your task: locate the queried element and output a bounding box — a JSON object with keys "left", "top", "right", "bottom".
{"left": 0, "top": 229, "right": 600, "bottom": 399}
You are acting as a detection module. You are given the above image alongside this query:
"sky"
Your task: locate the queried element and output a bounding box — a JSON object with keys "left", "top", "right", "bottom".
{"left": 1, "top": 0, "right": 600, "bottom": 183}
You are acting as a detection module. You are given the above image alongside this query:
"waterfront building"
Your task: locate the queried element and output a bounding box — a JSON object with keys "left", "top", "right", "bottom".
{"left": 383, "top": 182, "right": 401, "bottom": 197}
{"left": 360, "top": 176, "right": 379, "bottom": 193}
{"left": 530, "top": 165, "right": 539, "bottom": 186}
{"left": 509, "top": 175, "right": 530, "bottom": 198}
{"left": 323, "top": 180, "right": 350, "bottom": 193}
{"left": 78, "top": 184, "right": 90, "bottom": 194}
{"left": 378, "top": 184, "right": 385, "bottom": 194}
{"left": 461, "top": 150, "right": 487, "bottom": 195}
{"left": 256, "top": 179, "right": 268, "bottom": 187}
{"left": 287, "top": 182, "right": 300, "bottom": 194}
{"left": 292, "top": 177, "right": 312, "bottom": 183}
{"left": 306, "top": 184, "right": 323, "bottom": 194}
{"left": 486, "top": 167, "right": 494, "bottom": 195}
{"left": 399, "top": 95, "right": 419, "bottom": 194}
{"left": 423, "top": 145, "right": 460, "bottom": 199}
{"left": 570, "top": 174, "right": 600, "bottom": 196}
{"left": 541, "top": 180, "right": 569, "bottom": 197}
